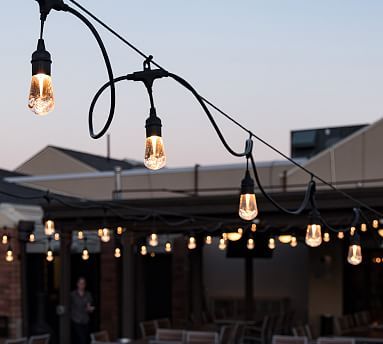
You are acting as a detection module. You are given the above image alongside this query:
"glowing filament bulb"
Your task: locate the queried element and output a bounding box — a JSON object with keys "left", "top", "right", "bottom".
{"left": 227, "top": 228, "right": 243, "bottom": 241}
{"left": 251, "top": 223, "right": 257, "bottom": 232}
{"left": 100, "top": 228, "right": 111, "bottom": 243}
{"left": 144, "top": 136, "right": 166, "bottom": 170}
{"left": 338, "top": 232, "right": 345, "bottom": 239}
{"left": 205, "top": 235, "right": 213, "bottom": 245}
{"left": 28, "top": 73, "right": 54, "bottom": 116}
{"left": 114, "top": 247, "right": 121, "bottom": 258}
{"left": 290, "top": 236, "right": 298, "bottom": 248}
{"left": 218, "top": 238, "right": 227, "bottom": 251}
{"left": 29, "top": 233, "right": 35, "bottom": 243}
{"left": 77, "top": 231, "right": 84, "bottom": 240}
{"left": 149, "top": 233, "right": 158, "bottom": 247}
{"left": 117, "top": 227, "right": 123, "bottom": 235}
{"left": 350, "top": 226, "right": 356, "bottom": 236}
{"left": 323, "top": 232, "right": 330, "bottom": 242}
{"left": 5, "top": 248, "right": 13, "bottom": 262}
{"left": 46, "top": 249, "right": 54, "bottom": 262}
{"left": 98, "top": 228, "right": 103, "bottom": 237}
{"left": 165, "top": 241, "right": 172, "bottom": 253}
{"left": 2, "top": 234, "right": 8, "bottom": 245}
{"left": 268, "top": 238, "right": 276, "bottom": 250}
{"left": 188, "top": 236, "right": 197, "bottom": 250}
{"left": 82, "top": 248, "right": 89, "bottom": 261}
{"left": 360, "top": 223, "right": 367, "bottom": 232}
{"left": 373, "top": 220, "right": 379, "bottom": 229}
{"left": 44, "top": 219, "right": 55, "bottom": 236}
{"left": 140, "top": 245, "right": 148, "bottom": 256}
{"left": 247, "top": 238, "right": 255, "bottom": 250}
{"left": 347, "top": 244, "right": 362, "bottom": 265}
{"left": 54, "top": 233, "right": 60, "bottom": 241}
{"left": 239, "top": 170, "right": 258, "bottom": 221}
{"left": 305, "top": 224, "right": 322, "bottom": 247}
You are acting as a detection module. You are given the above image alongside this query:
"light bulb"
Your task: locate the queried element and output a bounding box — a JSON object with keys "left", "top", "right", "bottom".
{"left": 150, "top": 252, "right": 156, "bottom": 258}
{"left": 268, "top": 238, "right": 276, "bottom": 250}
{"left": 205, "top": 235, "right": 212, "bottom": 245}
{"left": 360, "top": 223, "right": 367, "bottom": 232}
{"left": 251, "top": 223, "right": 257, "bottom": 232}
{"left": 54, "top": 233, "right": 60, "bottom": 241}
{"left": 290, "top": 236, "right": 298, "bottom": 247}
{"left": 165, "top": 241, "right": 172, "bottom": 253}
{"left": 323, "top": 232, "right": 330, "bottom": 242}
{"left": 238, "top": 170, "right": 258, "bottom": 221}
{"left": 140, "top": 245, "right": 148, "bottom": 256}
{"left": 188, "top": 236, "right": 197, "bottom": 250}
{"left": 78, "top": 231, "right": 84, "bottom": 240}
{"left": 278, "top": 234, "right": 292, "bottom": 244}
{"left": 378, "top": 229, "right": 383, "bottom": 238}
{"left": 218, "top": 238, "right": 227, "bottom": 251}
{"left": 97, "top": 228, "right": 103, "bottom": 237}
{"left": 144, "top": 110, "right": 166, "bottom": 170}
{"left": 305, "top": 224, "right": 322, "bottom": 247}
{"left": 5, "top": 248, "right": 13, "bottom": 263}
{"left": 373, "top": 220, "right": 379, "bottom": 229}
{"left": 338, "top": 232, "right": 345, "bottom": 239}
{"left": 117, "top": 227, "right": 123, "bottom": 235}
{"left": 28, "top": 39, "right": 54, "bottom": 116}
{"left": 222, "top": 233, "right": 228, "bottom": 241}
{"left": 82, "top": 248, "right": 89, "bottom": 261}
{"left": 29, "top": 233, "right": 35, "bottom": 243}
{"left": 100, "top": 228, "right": 111, "bottom": 243}
{"left": 46, "top": 249, "right": 54, "bottom": 262}
{"left": 149, "top": 233, "right": 158, "bottom": 247}
{"left": 2, "top": 234, "right": 8, "bottom": 245}
{"left": 114, "top": 247, "right": 121, "bottom": 258}
{"left": 227, "top": 228, "right": 243, "bottom": 241}
{"left": 44, "top": 219, "right": 55, "bottom": 236}
{"left": 247, "top": 238, "right": 255, "bottom": 250}
{"left": 347, "top": 244, "right": 362, "bottom": 265}
{"left": 350, "top": 226, "right": 356, "bottom": 236}
{"left": 376, "top": 257, "right": 382, "bottom": 264}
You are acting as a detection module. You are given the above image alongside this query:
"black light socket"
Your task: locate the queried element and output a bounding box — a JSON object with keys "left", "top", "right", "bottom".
{"left": 31, "top": 39, "right": 52, "bottom": 76}
{"left": 240, "top": 170, "right": 255, "bottom": 195}
{"left": 145, "top": 108, "right": 162, "bottom": 137}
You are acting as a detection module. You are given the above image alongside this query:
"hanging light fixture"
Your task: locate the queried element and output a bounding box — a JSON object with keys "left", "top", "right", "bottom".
{"left": 148, "top": 233, "right": 159, "bottom": 247}
{"left": 268, "top": 237, "right": 276, "bottom": 250}
{"left": 218, "top": 237, "right": 227, "bottom": 251}
{"left": 188, "top": 236, "right": 197, "bottom": 250}
{"left": 238, "top": 169, "right": 258, "bottom": 221}
{"left": 117, "top": 226, "right": 124, "bottom": 235}
{"left": 165, "top": 241, "right": 172, "bottom": 253}
{"left": 29, "top": 232, "right": 36, "bottom": 243}
{"left": 360, "top": 223, "right": 367, "bottom": 232}
{"left": 226, "top": 228, "right": 243, "bottom": 241}
{"left": 77, "top": 230, "right": 84, "bottom": 240}
{"left": 323, "top": 232, "right": 330, "bottom": 243}
{"left": 54, "top": 232, "right": 60, "bottom": 241}
{"left": 114, "top": 247, "right": 122, "bottom": 258}
{"left": 44, "top": 219, "right": 55, "bottom": 236}
{"left": 100, "top": 227, "right": 111, "bottom": 243}
{"left": 305, "top": 223, "right": 322, "bottom": 247}
{"left": 251, "top": 223, "right": 257, "bottom": 232}
{"left": 278, "top": 234, "right": 292, "bottom": 244}
{"left": 338, "top": 231, "right": 345, "bottom": 239}
{"left": 205, "top": 235, "right": 213, "bottom": 245}
{"left": 373, "top": 220, "right": 379, "bottom": 229}
{"left": 82, "top": 247, "right": 90, "bottom": 261}
{"left": 46, "top": 248, "right": 54, "bottom": 262}
{"left": 247, "top": 238, "right": 255, "bottom": 250}
{"left": 350, "top": 226, "right": 356, "bottom": 236}
{"left": 290, "top": 236, "right": 298, "bottom": 248}
{"left": 5, "top": 246, "right": 13, "bottom": 263}
{"left": 1, "top": 234, "right": 8, "bottom": 245}
{"left": 140, "top": 245, "right": 148, "bottom": 256}
{"left": 347, "top": 234, "right": 362, "bottom": 266}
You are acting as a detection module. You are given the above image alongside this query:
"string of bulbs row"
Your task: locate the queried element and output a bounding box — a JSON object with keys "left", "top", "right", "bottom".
{"left": 19, "top": 0, "right": 383, "bottom": 267}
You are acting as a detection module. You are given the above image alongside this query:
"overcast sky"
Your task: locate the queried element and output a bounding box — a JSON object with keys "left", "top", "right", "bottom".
{"left": 1, "top": 1, "right": 383, "bottom": 169}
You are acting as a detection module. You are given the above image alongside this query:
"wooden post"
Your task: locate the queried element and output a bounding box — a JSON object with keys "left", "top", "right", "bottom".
{"left": 59, "top": 231, "right": 72, "bottom": 344}
{"left": 190, "top": 238, "right": 204, "bottom": 325}
{"left": 245, "top": 256, "right": 254, "bottom": 320}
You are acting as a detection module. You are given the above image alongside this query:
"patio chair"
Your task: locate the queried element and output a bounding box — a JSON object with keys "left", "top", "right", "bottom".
{"left": 241, "top": 316, "right": 269, "bottom": 344}
{"left": 292, "top": 325, "right": 312, "bottom": 340}
{"left": 272, "top": 335, "right": 307, "bottom": 344}
{"left": 155, "top": 328, "right": 185, "bottom": 343}
{"left": 156, "top": 318, "right": 172, "bottom": 329}
{"left": 220, "top": 325, "right": 235, "bottom": 344}
{"left": 317, "top": 337, "right": 355, "bottom": 344}
{"left": 27, "top": 334, "right": 50, "bottom": 344}
{"left": 140, "top": 320, "right": 157, "bottom": 339}
{"left": 90, "top": 330, "right": 110, "bottom": 342}
{"left": 5, "top": 338, "right": 28, "bottom": 344}
{"left": 186, "top": 330, "right": 219, "bottom": 344}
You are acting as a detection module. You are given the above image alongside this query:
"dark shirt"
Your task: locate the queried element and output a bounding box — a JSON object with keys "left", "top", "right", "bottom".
{"left": 71, "top": 290, "right": 93, "bottom": 324}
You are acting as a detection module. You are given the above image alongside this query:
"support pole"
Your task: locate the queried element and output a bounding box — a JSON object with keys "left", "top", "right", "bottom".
{"left": 190, "top": 237, "right": 204, "bottom": 325}
{"left": 245, "top": 256, "right": 254, "bottom": 320}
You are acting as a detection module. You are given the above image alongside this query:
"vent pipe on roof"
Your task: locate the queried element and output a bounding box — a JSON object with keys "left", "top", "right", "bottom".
{"left": 114, "top": 166, "right": 122, "bottom": 200}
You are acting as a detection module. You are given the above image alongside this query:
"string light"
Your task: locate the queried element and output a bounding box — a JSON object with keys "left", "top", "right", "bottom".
{"left": 29, "top": 233, "right": 36, "bottom": 243}
{"left": 140, "top": 245, "right": 148, "bottom": 256}
{"left": 247, "top": 238, "right": 255, "bottom": 250}
{"left": 205, "top": 235, "right": 213, "bottom": 245}
{"left": 378, "top": 229, "right": 383, "bottom": 238}
{"left": 360, "top": 223, "right": 367, "bottom": 232}
{"left": 44, "top": 219, "right": 55, "bottom": 236}
{"left": 77, "top": 230, "right": 84, "bottom": 240}
{"left": 338, "top": 232, "right": 345, "bottom": 239}
{"left": 2, "top": 234, "right": 8, "bottom": 245}
{"left": 251, "top": 223, "right": 257, "bottom": 232}
{"left": 218, "top": 237, "right": 227, "bottom": 251}
{"left": 373, "top": 220, "right": 379, "bottom": 229}
{"left": 117, "top": 226, "right": 124, "bottom": 235}
{"left": 98, "top": 228, "right": 103, "bottom": 237}
{"left": 100, "top": 228, "right": 111, "bottom": 243}
{"left": 305, "top": 224, "right": 322, "bottom": 247}
{"left": 54, "top": 232, "right": 60, "bottom": 241}
{"left": 290, "top": 236, "right": 298, "bottom": 248}
{"left": 5, "top": 246, "right": 13, "bottom": 263}
{"left": 350, "top": 226, "right": 356, "bottom": 236}
{"left": 114, "top": 247, "right": 121, "bottom": 258}
{"left": 82, "top": 247, "right": 90, "bottom": 261}
{"left": 268, "top": 238, "right": 276, "bottom": 250}
{"left": 46, "top": 248, "right": 54, "bottom": 262}
{"left": 165, "top": 241, "right": 172, "bottom": 253}
{"left": 278, "top": 234, "right": 292, "bottom": 244}
{"left": 188, "top": 236, "right": 197, "bottom": 250}
{"left": 347, "top": 234, "right": 362, "bottom": 266}
{"left": 323, "top": 232, "right": 330, "bottom": 243}
{"left": 149, "top": 233, "right": 159, "bottom": 247}
{"left": 226, "top": 228, "right": 243, "bottom": 241}
{"left": 239, "top": 170, "right": 258, "bottom": 221}
{"left": 150, "top": 251, "right": 156, "bottom": 258}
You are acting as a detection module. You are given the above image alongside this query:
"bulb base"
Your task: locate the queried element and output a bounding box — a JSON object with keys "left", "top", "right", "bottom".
{"left": 31, "top": 39, "right": 52, "bottom": 76}
{"left": 240, "top": 170, "right": 255, "bottom": 194}
{"left": 145, "top": 109, "right": 162, "bottom": 137}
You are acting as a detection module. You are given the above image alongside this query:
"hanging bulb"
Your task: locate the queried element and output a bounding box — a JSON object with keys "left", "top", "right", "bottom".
{"left": 347, "top": 243, "right": 362, "bottom": 265}
{"left": 290, "top": 236, "right": 298, "bottom": 248}
{"left": 205, "top": 235, "right": 213, "bottom": 245}
{"left": 373, "top": 220, "right": 379, "bottom": 229}
{"left": 2, "top": 234, "right": 8, "bottom": 245}
{"left": 150, "top": 251, "right": 156, "bottom": 258}
{"left": 378, "top": 229, "right": 383, "bottom": 238}
{"left": 227, "top": 228, "right": 243, "bottom": 241}
{"left": 144, "top": 109, "right": 166, "bottom": 170}
{"left": 268, "top": 238, "right": 276, "bottom": 250}
{"left": 54, "top": 232, "right": 60, "bottom": 241}
{"left": 222, "top": 233, "right": 228, "bottom": 241}
{"left": 28, "top": 39, "right": 54, "bottom": 115}
{"left": 165, "top": 241, "right": 172, "bottom": 253}
{"left": 305, "top": 224, "right": 322, "bottom": 247}
{"left": 251, "top": 223, "right": 257, "bottom": 232}
{"left": 82, "top": 248, "right": 89, "bottom": 261}
{"left": 77, "top": 230, "right": 84, "bottom": 240}
{"left": 44, "top": 219, "right": 55, "bottom": 236}
{"left": 323, "top": 232, "right": 330, "bottom": 243}
{"left": 350, "top": 226, "right": 356, "bottom": 236}
{"left": 114, "top": 247, "right": 121, "bottom": 258}
{"left": 278, "top": 234, "right": 292, "bottom": 244}
{"left": 218, "top": 237, "right": 227, "bottom": 251}
{"left": 100, "top": 228, "right": 111, "bottom": 243}
{"left": 140, "top": 245, "right": 148, "bottom": 256}
{"left": 247, "top": 238, "right": 255, "bottom": 250}
{"left": 5, "top": 247, "right": 13, "bottom": 263}
{"left": 338, "top": 231, "right": 345, "bottom": 239}
{"left": 97, "top": 228, "right": 103, "bottom": 237}
{"left": 46, "top": 248, "right": 54, "bottom": 262}
{"left": 360, "top": 223, "right": 367, "bottom": 232}
{"left": 29, "top": 233, "right": 36, "bottom": 243}
{"left": 149, "top": 233, "right": 159, "bottom": 247}
{"left": 188, "top": 236, "right": 197, "bottom": 250}
{"left": 117, "top": 227, "right": 123, "bottom": 235}
{"left": 238, "top": 170, "right": 258, "bottom": 221}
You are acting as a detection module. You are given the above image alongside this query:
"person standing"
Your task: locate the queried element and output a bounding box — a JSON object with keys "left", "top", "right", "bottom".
{"left": 71, "top": 277, "right": 95, "bottom": 344}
